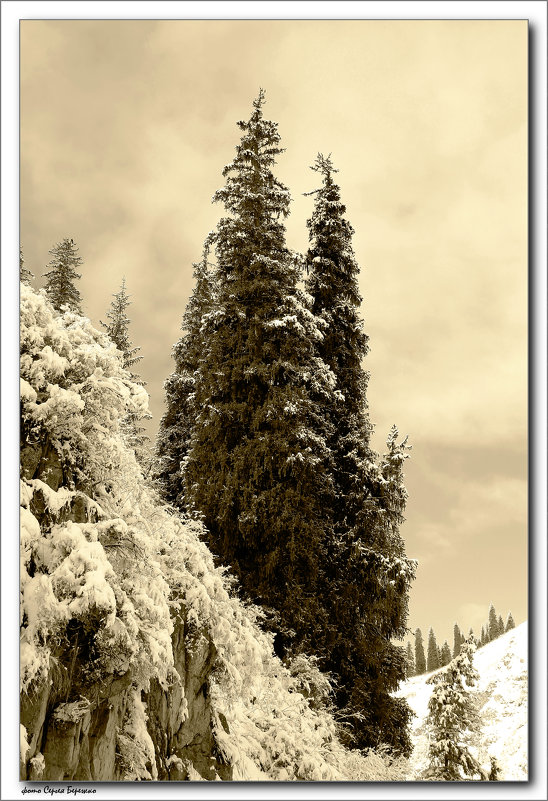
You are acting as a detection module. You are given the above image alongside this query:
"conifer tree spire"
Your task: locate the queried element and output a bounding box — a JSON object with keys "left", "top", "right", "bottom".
{"left": 101, "top": 278, "right": 143, "bottom": 375}
{"left": 43, "top": 238, "right": 83, "bottom": 313}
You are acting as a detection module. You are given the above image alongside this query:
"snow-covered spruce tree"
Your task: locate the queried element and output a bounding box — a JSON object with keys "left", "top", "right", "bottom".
{"left": 303, "top": 154, "right": 415, "bottom": 754}
{"left": 183, "top": 91, "right": 336, "bottom": 656}
{"left": 101, "top": 278, "right": 150, "bottom": 461}
{"left": 497, "top": 614, "right": 504, "bottom": 636}
{"left": 505, "top": 612, "right": 515, "bottom": 632}
{"left": 423, "top": 636, "right": 486, "bottom": 781}
{"left": 440, "top": 641, "right": 452, "bottom": 666}
{"left": 154, "top": 239, "right": 217, "bottom": 508}
{"left": 20, "top": 247, "right": 34, "bottom": 285}
{"left": 427, "top": 627, "right": 440, "bottom": 672}
{"left": 480, "top": 625, "right": 488, "bottom": 647}
{"left": 43, "top": 238, "right": 83, "bottom": 314}
{"left": 415, "top": 628, "right": 426, "bottom": 675}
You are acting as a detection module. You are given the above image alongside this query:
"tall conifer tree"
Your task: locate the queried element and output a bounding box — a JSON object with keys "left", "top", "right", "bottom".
{"left": 303, "top": 154, "right": 415, "bottom": 754}
{"left": 155, "top": 241, "right": 217, "bottom": 507}
{"left": 505, "top": 612, "right": 515, "bottom": 632}
{"left": 184, "top": 91, "right": 335, "bottom": 651}
{"left": 43, "top": 238, "right": 83, "bottom": 313}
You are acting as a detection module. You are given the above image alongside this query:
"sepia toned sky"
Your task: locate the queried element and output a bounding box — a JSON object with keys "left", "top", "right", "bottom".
{"left": 20, "top": 18, "right": 528, "bottom": 646}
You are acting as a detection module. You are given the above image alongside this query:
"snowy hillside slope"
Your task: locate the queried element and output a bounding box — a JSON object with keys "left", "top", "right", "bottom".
{"left": 396, "top": 623, "right": 527, "bottom": 780}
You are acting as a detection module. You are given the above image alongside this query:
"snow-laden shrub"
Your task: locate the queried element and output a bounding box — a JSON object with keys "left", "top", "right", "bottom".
{"left": 20, "top": 285, "right": 408, "bottom": 781}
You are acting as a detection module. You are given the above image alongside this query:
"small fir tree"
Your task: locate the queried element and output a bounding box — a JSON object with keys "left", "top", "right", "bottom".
{"left": 101, "top": 278, "right": 150, "bottom": 460}
{"left": 424, "top": 637, "right": 486, "bottom": 781}
{"left": 406, "top": 642, "right": 415, "bottom": 678}
{"left": 427, "top": 628, "right": 440, "bottom": 672}
{"left": 497, "top": 614, "right": 505, "bottom": 636}
{"left": 415, "top": 628, "right": 426, "bottom": 675}
{"left": 453, "top": 623, "right": 463, "bottom": 658}
{"left": 480, "top": 625, "right": 488, "bottom": 647}
{"left": 20, "top": 248, "right": 34, "bottom": 285}
{"left": 488, "top": 603, "right": 499, "bottom": 641}
{"left": 440, "top": 641, "right": 452, "bottom": 666}
{"left": 43, "top": 238, "right": 83, "bottom": 313}
{"left": 101, "top": 278, "right": 143, "bottom": 374}
{"left": 505, "top": 612, "right": 515, "bottom": 632}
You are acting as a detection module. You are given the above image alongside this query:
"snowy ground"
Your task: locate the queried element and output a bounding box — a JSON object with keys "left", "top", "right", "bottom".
{"left": 396, "top": 623, "right": 528, "bottom": 781}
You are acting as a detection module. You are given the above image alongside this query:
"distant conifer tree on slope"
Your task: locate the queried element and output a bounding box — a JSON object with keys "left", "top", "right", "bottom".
{"left": 497, "top": 614, "right": 505, "bottom": 636}
{"left": 20, "top": 248, "right": 34, "bottom": 285}
{"left": 427, "top": 627, "right": 440, "bottom": 672}
{"left": 415, "top": 628, "right": 426, "bottom": 675}
{"left": 440, "top": 641, "right": 452, "bottom": 666}
{"left": 453, "top": 622, "right": 465, "bottom": 657}
{"left": 488, "top": 603, "right": 499, "bottom": 641}
{"left": 43, "top": 238, "right": 83, "bottom": 313}
{"left": 424, "top": 637, "right": 487, "bottom": 781}
{"left": 505, "top": 612, "right": 515, "bottom": 632}
{"left": 406, "top": 642, "right": 415, "bottom": 677}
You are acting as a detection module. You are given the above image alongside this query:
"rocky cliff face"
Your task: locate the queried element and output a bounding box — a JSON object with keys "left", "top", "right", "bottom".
{"left": 20, "top": 438, "right": 231, "bottom": 782}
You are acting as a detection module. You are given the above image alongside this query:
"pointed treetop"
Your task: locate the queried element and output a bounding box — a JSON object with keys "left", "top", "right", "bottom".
{"left": 43, "top": 237, "right": 83, "bottom": 314}
{"left": 253, "top": 87, "right": 266, "bottom": 112}
{"left": 311, "top": 152, "right": 338, "bottom": 176}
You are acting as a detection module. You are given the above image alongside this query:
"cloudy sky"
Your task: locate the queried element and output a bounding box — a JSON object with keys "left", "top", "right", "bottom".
{"left": 20, "top": 18, "right": 528, "bottom": 646}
